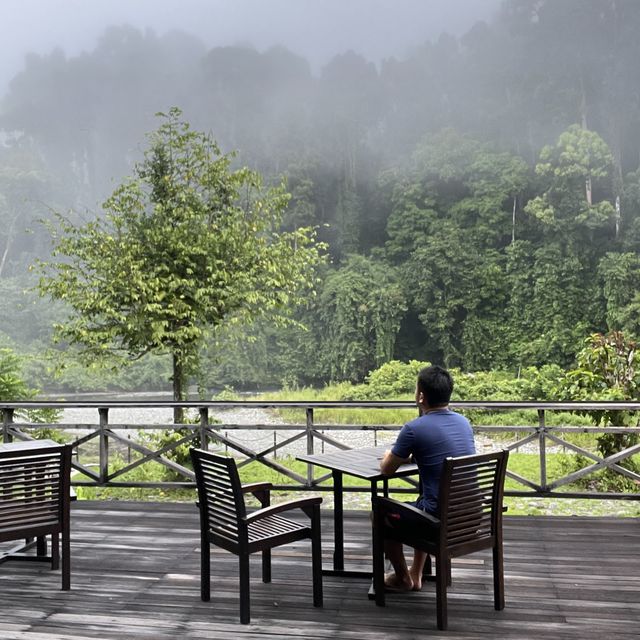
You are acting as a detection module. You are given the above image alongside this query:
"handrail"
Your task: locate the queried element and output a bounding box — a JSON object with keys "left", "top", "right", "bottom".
{"left": 2, "top": 400, "right": 639, "bottom": 500}
{"left": 3, "top": 400, "right": 640, "bottom": 409}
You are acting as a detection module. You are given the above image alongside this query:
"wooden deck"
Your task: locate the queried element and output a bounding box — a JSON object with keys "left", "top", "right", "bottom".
{"left": 0, "top": 501, "right": 638, "bottom": 639}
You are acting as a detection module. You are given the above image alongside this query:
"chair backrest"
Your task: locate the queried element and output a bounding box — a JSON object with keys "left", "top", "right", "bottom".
{"left": 438, "top": 449, "right": 509, "bottom": 555}
{"left": 0, "top": 443, "right": 71, "bottom": 543}
{"left": 190, "top": 449, "right": 246, "bottom": 546}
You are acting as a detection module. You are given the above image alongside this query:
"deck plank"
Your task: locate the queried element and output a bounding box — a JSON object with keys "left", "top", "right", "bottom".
{"left": 0, "top": 501, "right": 638, "bottom": 639}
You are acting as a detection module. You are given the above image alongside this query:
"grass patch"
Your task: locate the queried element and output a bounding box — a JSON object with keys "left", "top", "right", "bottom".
{"left": 73, "top": 450, "right": 640, "bottom": 517}
{"left": 74, "top": 454, "right": 196, "bottom": 502}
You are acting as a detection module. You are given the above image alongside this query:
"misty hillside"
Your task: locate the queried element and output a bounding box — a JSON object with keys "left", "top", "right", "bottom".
{"left": 1, "top": 0, "right": 639, "bottom": 392}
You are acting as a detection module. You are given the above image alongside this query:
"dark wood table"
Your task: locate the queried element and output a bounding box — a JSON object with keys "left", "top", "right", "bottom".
{"left": 297, "top": 445, "right": 419, "bottom": 578}
{"left": 0, "top": 438, "right": 61, "bottom": 453}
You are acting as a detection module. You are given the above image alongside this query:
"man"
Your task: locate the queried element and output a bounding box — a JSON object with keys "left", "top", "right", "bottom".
{"left": 378, "top": 365, "right": 475, "bottom": 591}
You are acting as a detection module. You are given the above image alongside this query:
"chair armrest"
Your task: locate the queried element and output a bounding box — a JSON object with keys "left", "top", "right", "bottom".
{"left": 245, "top": 496, "right": 322, "bottom": 524}
{"left": 242, "top": 482, "right": 272, "bottom": 508}
{"left": 373, "top": 496, "right": 441, "bottom": 528}
{"left": 241, "top": 482, "right": 272, "bottom": 494}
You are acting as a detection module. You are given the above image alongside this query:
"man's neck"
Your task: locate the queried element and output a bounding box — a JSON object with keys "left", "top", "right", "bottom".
{"left": 419, "top": 404, "right": 449, "bottom": 416}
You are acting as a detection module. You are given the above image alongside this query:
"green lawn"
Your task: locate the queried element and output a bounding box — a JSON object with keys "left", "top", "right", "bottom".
{"left": 74, "top": 450, "right": 640, "bottom": 517}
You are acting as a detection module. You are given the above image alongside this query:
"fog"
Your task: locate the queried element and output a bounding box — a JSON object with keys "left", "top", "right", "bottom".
{"left": 2, "top": 0, "right": 640, "bottom": 392}
{"left": 0, "top": 0, "right": 500, "bottom": 93}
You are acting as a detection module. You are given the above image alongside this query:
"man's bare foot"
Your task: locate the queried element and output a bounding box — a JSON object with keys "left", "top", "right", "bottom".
{"left": 384, "top": 572, "right": 413, "bottom": 592}
{"left": 409, "top": 572, "right": 423, "bottom": 591}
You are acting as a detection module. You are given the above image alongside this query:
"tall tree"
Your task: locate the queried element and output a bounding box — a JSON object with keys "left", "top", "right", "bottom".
{"left": 598, "top": 252, "right": 640, "bottom": 334}
{"left": 36, "top": 109, "right": 324, "bottom": 420}
{"left": 384, "top": 131, "right": 527, "bottom": 369}
{"left": 317, "top": 255, "right": 406, "bottom": 382}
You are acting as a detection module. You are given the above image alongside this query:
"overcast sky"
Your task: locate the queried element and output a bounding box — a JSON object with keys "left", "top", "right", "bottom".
{"left": 0, "top": 0, "right": 501, "bottom": 94}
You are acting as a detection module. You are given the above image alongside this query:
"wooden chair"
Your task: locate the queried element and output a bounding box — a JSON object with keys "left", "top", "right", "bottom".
{"left": 190, "top": 448, "right": 323, "bottom": 624}
{"left": 372, "top": 449, "right": 509, "bottom": 630}
{"left": 0, "top": 443, "right": 72, "bottom": 590}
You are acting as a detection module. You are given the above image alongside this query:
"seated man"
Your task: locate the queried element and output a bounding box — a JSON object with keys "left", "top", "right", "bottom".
{"left": 378, "top": 365, "right": 475, "bottom": 591}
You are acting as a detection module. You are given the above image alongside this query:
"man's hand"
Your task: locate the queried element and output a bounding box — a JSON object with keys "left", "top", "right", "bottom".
{"left": 380, "top": 449, "right": 411, "bottom": 475}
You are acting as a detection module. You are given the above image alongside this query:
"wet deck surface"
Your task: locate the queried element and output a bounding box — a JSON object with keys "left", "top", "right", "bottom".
{"left": 0, "top": 501, "right": 638, "bottom": 639}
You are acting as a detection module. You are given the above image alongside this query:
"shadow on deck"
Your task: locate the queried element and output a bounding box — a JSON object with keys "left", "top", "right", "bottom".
{"left": 0, "top": 501, "right": 638, "bottom": 639}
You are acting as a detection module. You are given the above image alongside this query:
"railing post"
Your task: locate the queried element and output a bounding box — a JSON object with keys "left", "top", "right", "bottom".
{"left": 99, "top": 407, "right": 109, "bottom": 485}
{"left": 199, "top": 407, "right": 209, "bottom": 451}
{"left": 538, "top": 409, "right": 547, "bottom": 492}
{"left": 2, "top": 408, "right": 14, "bottom": 443}
{"left": 306, "top": 407, "right": 314, "bottom": 487}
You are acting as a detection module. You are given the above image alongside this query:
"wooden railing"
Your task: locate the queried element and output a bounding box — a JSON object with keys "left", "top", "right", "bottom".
{"left": 1, "top": 400, "right": 639, "bottom": 500}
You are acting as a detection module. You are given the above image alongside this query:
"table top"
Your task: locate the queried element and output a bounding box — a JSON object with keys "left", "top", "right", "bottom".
{"left": 297, "top": 445, "right": 419, "bottom": 481}
{"left": 0, "top": 439, "right": 62, "bottom": 453}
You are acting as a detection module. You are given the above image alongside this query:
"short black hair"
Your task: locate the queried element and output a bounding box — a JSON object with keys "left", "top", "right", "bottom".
{"left": 417, "top": 365, "right": 453, "bottom": 407}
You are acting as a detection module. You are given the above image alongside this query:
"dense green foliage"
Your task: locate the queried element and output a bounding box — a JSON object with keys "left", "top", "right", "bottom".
{"left": 559, "top": 331, "right": 640, "bottom": 490}
{"left": 35, "top": 110, "right": 324, "bottom": 405}
{"left": 0, "top": 347, "right": 59, "bottom": 424}
{"left": 0, "top": 347, "right": 35, "bottom": 400}
{"left": 1, "top": 1, "right": 640, "bottom": 391}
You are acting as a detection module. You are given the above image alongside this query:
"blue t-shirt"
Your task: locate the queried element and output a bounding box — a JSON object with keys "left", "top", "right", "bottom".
{"left": 392, "top": 409, "right": 475, "bottom": 514}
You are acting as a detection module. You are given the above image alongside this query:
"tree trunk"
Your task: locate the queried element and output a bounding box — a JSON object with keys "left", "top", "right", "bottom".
{"left": 172, "top": 353, "right": 185, "bottom": 424}
{"left": 0, "top": 214, "right": 18, "bottom": 279}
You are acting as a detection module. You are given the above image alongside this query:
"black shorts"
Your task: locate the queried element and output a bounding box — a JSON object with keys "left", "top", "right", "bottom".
{"left": 383, "top": 500, "right": 437, "bottom": 541}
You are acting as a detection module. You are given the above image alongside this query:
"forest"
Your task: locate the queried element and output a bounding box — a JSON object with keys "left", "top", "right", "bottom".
{"left": 1, "top": 0, "right": 640, "bottom": 393}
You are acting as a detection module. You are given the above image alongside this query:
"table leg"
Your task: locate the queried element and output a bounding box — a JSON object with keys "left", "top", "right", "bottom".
{"left": 368, "top": 480, "right": 379, "bottom": 599}
{"left": 332, "top": 470, "right": 344, "bottom": 572}
{"left": 36, "top": 535, "right": 47, "bottom": 556}
{"left": 322, "top": 470, "right": 372, "bottom": 578}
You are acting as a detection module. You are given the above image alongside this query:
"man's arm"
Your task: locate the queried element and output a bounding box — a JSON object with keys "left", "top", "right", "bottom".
{"left": 379, "top": 449, "right": 411, "bottom": 475}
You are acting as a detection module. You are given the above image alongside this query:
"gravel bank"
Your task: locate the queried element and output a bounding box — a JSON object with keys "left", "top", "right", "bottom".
{"left": 59, "top": 405, "right": 536, "bottom": 454}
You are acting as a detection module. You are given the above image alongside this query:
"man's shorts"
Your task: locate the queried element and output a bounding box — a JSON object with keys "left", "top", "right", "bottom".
{"left": 382, "top": 500, "right": 438, "bottom": 541}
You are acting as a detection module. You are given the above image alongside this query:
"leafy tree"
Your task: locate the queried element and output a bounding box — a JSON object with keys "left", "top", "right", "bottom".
{"left": 352, "top": 359, "right": 429, "bottom": 400}
{"left": 198, "top": 313, "right": 325, "bottom": 391}
{"left": 560, "top": 331, "right": 640, "bottom": 490}
{"left": 562, "top": 332, "right": 639, "bottom": 408}
{"left": 514, "top": 126, "right": 616, "bottom": 365}
{"left": 1, "top": 26, "right": 205, "bottom": 207}
{"left": 525, "top": 124, "right": 615, "bottom": 243}
{"left": 314, "top": 51, "right": 383, "bottom": 260}
{"left": 36, "top": 109, "right": 325, "bottom": 420}
{"left": 0, "top": 145, "right": 54, "bottom": 278}
{"left": 514, "top": 244, "right": 599, "bottom": 366}
{"left": 597, "top": 252, "right": 640, "bottom": 332}
{"left": 384, "top": 131, "right": 527, "bottom": 369}
{"left": 0, "top": 347, "right": 34, "bottom": 401}
{"left": 317, "top": 255, "right": 406, "bottom": 382}
{"left": 0, "top": 347, "right": 59, "bottom": 425}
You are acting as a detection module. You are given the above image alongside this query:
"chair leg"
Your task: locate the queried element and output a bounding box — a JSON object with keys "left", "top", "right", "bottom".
{"left": 311, "top": 504, "right": 323, "bottom": 607}
{"left": 239, "top": 553, "right": 250, "bottom": 624}
{"left": 200, "top": 535, "right": 210, "bottom": 602}
{"left": 435, "top": 553, "right": 448, "bottom": 631}
{"left": 371, "top": 505, "right": 386, "bottom": 607}
{"left": 51, "top": 532, "right": 59, "bottom": 570}
{"left": 492, "top": 544, "right": 505, "bottom": 611}
{"left": 36, "top": 535, "right": 47, "bottom": 556}
{"left": 262, "top": 550, "right": 271, "bottom": 583}
{"left": 61, "top": 528, "right": 70, "bottom": 591}
{"left": 422, "top": 554, "right": 432, "bottom": 578}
